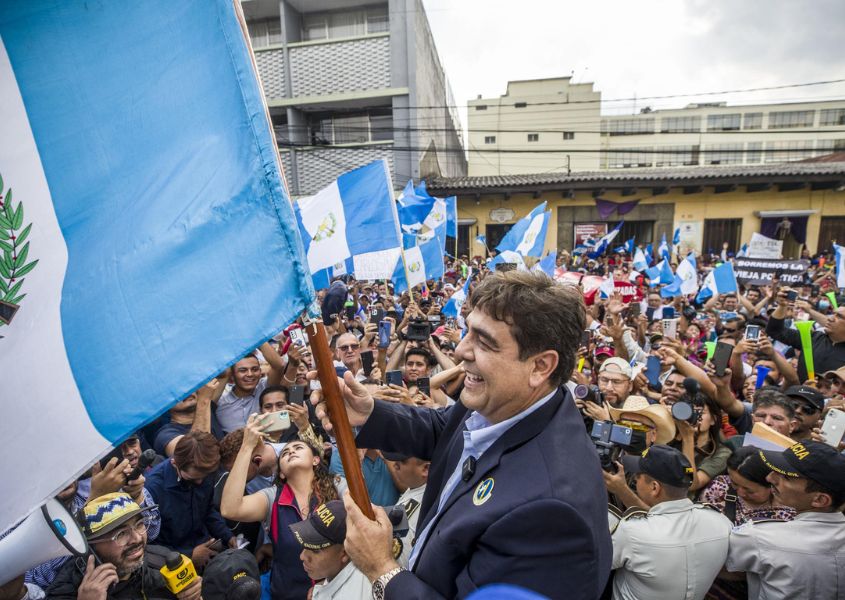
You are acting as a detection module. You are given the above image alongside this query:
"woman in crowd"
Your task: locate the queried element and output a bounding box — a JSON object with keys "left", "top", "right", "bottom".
{"left": 221, "top": 415, "right": 338, "bottom": 600}
{"left": 676, "top": 394, "right": 731, "bottom": 493}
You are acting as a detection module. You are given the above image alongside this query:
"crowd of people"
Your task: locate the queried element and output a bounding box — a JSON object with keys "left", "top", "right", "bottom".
{"left": 3, "top": 242, "right": 845, "bottom": 600}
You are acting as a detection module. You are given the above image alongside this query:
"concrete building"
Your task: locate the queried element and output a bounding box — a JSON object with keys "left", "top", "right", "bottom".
{"left": 468, "top": 77, "right": 845, "bottom": 177}
{"left": 428, "top": 160, "right": 845, "bottom": 260}
{"left": 242, "top": 0, "right": 466, "bottom": 196}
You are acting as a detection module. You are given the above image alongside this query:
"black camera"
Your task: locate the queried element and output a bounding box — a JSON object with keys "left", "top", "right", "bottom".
{"left": 590, "top": 420, "right": 633, "bottom": 472}
{"left": 671, "top": 377, "right": 704, "bottom": 425}
{"left": 405, "top": 317, "right": 432, "bottom": 342}
{"left": 573, "top": 384, "right": 602, "bottom": 405}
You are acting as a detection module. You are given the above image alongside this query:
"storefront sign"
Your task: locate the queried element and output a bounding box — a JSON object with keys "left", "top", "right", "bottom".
{"left": 489, "top": 207, "right": 515, "bottom": 223}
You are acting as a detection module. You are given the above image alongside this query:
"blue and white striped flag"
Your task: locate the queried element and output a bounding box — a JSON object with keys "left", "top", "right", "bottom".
{"left": 736, "top": 243, "right": 749, "bottom": 258}
{"left": 445, "top": 196, "right": 458, "bottom": 238}
{"left": 658, "top": 233, "right": 671, "bottom": 262}
{"left": 835, "top": 244, "right": 845, "bottom": 289}
{"left": 588, "top": 221, "right": 624, "bottom": 259}
{"left": 392, "top": 235, "right": 444, "bottom": 293}
{"left": 442, "top": 270, "right": 472, "bottom": 318}
{"left": 633, "top": 247, "right": 649, "bottom": 271}
{"left": 495, "top": 202, "right": 549, "bottom": 257}
{"left": 296, "top": 161, "right": 402, "bottom": 283}
{"left": 0, "top": 0, "right": 315, "bottom": 533}
{"left": 397, "top": 180, "right": 434, "bottom": 234}
{"left": 534, "top": 250, "right": 557, "bottom": 277}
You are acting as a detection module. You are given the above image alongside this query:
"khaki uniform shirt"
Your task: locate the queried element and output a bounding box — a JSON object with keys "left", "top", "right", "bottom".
{"left": 612, "top": 498, "right": 732, "bottom": 600}
{"left": 726, "top": 511, "right": 845, "bottom": 600}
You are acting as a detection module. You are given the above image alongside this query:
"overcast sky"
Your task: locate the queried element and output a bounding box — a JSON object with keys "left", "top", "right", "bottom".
{"left": 422, "top": 0, "right": 845, "bottom": 124}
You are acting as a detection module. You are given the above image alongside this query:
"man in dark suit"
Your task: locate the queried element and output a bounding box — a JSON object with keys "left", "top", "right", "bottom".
{"left": 315, "top": 271, "right": 612, "bottom": 599}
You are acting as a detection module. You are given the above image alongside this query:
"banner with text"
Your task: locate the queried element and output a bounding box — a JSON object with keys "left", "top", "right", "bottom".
{"left": 734, "top": 257, "right": 809, "bottom": 285}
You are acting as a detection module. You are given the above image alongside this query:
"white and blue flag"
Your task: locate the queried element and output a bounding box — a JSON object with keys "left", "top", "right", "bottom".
{"left": 675, "top": 253, "right": 699, "bottom": 295}
{"left": 445, "top": 196, "right": 458, "bottom": 239}
{"left": 835, "top": 244, "right": 845, "bottom": 289}
{"left": 696, "top": 262, "right": 739, "bottom": 302}
{"left": 0, "top": 0, "right": 314, "bottom": 532}
{"left": 442, "top": 270, "right": 472, "bottom": 318}
{"left": 588, "top": 221, "right": 624, "bottom": 259}
{"left": 633, "top": 247, "right": 649, "bottom": 271}
{"left": 495, "top": 202, "right": 549, "bottom": 257}
{"left": 392, "top": 235, "right": 444, "bottom": 293}
{"left": 658, "top": 233, "right": 671, "bottom": 262}
{"left": 296, "top": 160, "right": 402, "bottom": 284}
{"left": 534, "top": 250, "right": 557, "bottom": 278}
{"left": 397, "top": 180, "right": 434, "bottom": 234}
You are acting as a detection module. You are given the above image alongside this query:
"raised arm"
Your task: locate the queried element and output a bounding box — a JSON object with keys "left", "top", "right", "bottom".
{"left": 258, "top": 341, "right": 287, "bottom": 387}
{"left": 220, "top": 415, "right": 273, "bottom": 523}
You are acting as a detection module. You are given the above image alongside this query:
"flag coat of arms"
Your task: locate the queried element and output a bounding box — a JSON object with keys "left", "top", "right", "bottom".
{"left": 0, "top": 1, "right": 314, "bottom": 532}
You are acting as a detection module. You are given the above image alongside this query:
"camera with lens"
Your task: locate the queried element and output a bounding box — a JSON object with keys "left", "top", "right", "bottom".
{"left": 590, "top": 420, "right": 633, "bottom": 473}
{"left": 405, "top": 317, "right": 432, "bottom": 342}
{"left": 670, "top": 377, "right": 705, "bottom": 425}
{"left": 573, "top": 384, "right": 603, "bottom": 428}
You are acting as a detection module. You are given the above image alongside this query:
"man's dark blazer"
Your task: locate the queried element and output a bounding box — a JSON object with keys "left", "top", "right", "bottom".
{"left": 356, "top": 387, "right": 612, "bottom": 599}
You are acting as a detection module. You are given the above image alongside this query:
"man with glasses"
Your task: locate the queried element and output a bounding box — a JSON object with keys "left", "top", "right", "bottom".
{"left": 784, "top": 385, "right": 825, "bottom": 441}
{"left": 334, "top": 332, "right": 363, "bottom": 376}
{"left": 47, "top": 492, "right": 201, "bottom": 600}
{"left": 767, "top": 288, "right": 845, "bottom": 382}
{"left": 145, "top": 432, "right": 236, "bottom": 571}
{"left": 597, "top": 357, "right": 634, "bottom": 410}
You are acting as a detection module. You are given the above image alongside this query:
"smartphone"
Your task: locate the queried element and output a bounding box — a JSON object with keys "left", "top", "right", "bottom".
{"left": 289, "top": 328, "right": 307, "bottom": 347}
{"left": 645, "top": 356, "right": 662, "bottom": 389}
{"left": 361, "top": 350, "right": 375, "bottom": 377}
{"left": 580, "top": 330, "right": 591, "bottom": 348}
{"left": 786, "top": 290, "right": 799, "bottom": 301}
{"left": 629, "top": 303, "right": 641, "bottom": 318}
{"left": 745, "top": 325, "right": 761, "bottom": 340}
{"left": 811, "top": 285, "right": 821, "bottom": 297}
{"left": 662, "top": 306, "right": 675, "bottom": 319}
{"left": 369, "top": 307, "right": 384, "bottom": 324}
{"left": 720, "top": 311, "right": 739, "bottom": 321}
{"left": 288, "top": 384, "right": 306, "bottom": 406}
{"left": 259, "top": 410, "right": 291, "bottom": 434}
{"left": 344, "top": 304, "right": 356, "bottom": 320}
{"left": 386, "top": 370, "right": 404, "bottom": 387}
{"left": 416, "top": 376, "right": 431, "bottom": 396}
{"left": 378, "top": 320, "right": 392, "bottom": 348}
{"left": 427, "top": 315, "right": 441, "bottom": 325}
{"left": 662, "top": 318, "right": 678, "bottom": 340}
{"left": 712, "top": 341, "right": 734, "bottom": 377}
{"left": 820, "top": 408, "right": 845, "bottom": 448}
{"left": 646, "top": 306, "right": 656, "bottom": 322}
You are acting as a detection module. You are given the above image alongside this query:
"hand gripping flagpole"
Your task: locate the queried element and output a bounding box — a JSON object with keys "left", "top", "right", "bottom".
{"left": 302, "top": 301, "right": 375, "bottom": 520}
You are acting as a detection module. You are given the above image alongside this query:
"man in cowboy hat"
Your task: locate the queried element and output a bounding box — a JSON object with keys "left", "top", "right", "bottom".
{"left": 603, "top": 396, "right": 676, "bottom": 511}
{"left": 47, "top": 493, "right": 202, "bottom": 600}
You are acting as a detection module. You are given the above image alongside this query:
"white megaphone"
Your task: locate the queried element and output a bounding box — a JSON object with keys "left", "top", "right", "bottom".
{"left": 0, "top": 498, "right": 89, "bottom": 586}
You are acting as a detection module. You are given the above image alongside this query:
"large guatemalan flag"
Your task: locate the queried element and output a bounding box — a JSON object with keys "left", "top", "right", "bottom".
{"left": 0, "top": 1, "right": 314, "bottom": 532}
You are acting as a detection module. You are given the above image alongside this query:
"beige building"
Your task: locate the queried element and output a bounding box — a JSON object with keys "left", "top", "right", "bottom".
{"left": 468, "top": 77, "right": 845, "bottom": 177}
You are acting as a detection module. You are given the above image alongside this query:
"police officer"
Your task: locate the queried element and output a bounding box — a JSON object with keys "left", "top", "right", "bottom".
{"left": 725, "top": 441, "right": 845, "bottom": 600}
{"left": 611, "top": 445, "right": 732, "bottom": 600}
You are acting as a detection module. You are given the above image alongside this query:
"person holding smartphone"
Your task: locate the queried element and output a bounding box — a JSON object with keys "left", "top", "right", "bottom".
{"left": 766, "top": 287, "right": 845, "bottom": 383}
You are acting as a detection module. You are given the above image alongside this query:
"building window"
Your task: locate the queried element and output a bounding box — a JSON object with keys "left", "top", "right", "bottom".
{"left": 607, "top": 118, "right": 655, "bottom": 136}
{"left": 247, "top": 19, "right": 283, "bottom": 49}
{"left": 655, "top": 145, "right": 699, "bottom": 167}
{"left": 764, "top": 140, "right": 815, "bottom": 163}
{"left": 302, "top": 5, "right": 389, "bottom": 41}
{"left": 604, "top": 148, "right": 652, "bottom": 168}
{"left": 475, "top": 105, "right": 488, "bottom": 111}
{"left": 820, "top": 109, "right": 845, "bottom": 126}
{"left": 660, "top": 116, "right": 701, "bottom": 133}
{"left": 743, "top": 112, "right": 763, "bottom": 130}
{"left": 308, "top": 110, "right": 393, "bottom": 145}
{"left": 706, "top": 144, "right": 742, "bottom": 165}
{"left": 514, "top": 102, "right": 527, "bottom": 108}
{"left": 484, "top": 136, "right": 496, "bottom": 144}
{"left": 707, "top": 113, "right": 742, "bottom": 131}
{"left": 768, "top": 110, "right": 815, "bottom": 129}
{"left": 746, "top": 142, "right": 763, "bottom": 164}
{"left": 563, "top": 131, "right": 575, "bottom": 140}
{"left": 527, "top": 133, "right": 539, "bottom": 142}
{"left": 815, "top": 139, "right": 845, "bottom": 155}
